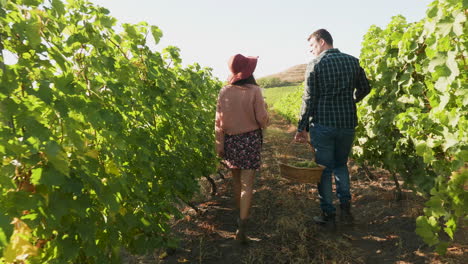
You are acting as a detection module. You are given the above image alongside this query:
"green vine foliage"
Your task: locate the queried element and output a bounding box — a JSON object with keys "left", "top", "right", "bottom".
{"left": 271, "top": 86, "right": 302, "bottom": 124}
{"left": 0, "top": 0, "right": 221, "bottom": 263}
{"left": 356, "top": 0, "right": 467, "bottom": 254}
{"left": 270, "top": 0, "right": 467, "bottom": 255}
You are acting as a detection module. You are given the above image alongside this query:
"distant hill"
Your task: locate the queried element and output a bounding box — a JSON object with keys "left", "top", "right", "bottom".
{"left": 259, "top": 64, "right": 306, "bottom": 84}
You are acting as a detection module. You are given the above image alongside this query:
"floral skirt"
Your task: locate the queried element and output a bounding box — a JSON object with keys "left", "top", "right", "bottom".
{"left": 224, "top": 129, "right": 263, "bottom": 170}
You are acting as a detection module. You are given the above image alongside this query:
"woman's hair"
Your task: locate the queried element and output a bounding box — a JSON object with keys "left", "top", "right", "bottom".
{"left": 232, "top": 75, "right": 258, "bottom": 86}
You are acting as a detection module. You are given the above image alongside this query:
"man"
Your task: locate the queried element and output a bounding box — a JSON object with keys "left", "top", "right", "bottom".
{"left": 294, "top": 29, "right": 371, "bottom": 227}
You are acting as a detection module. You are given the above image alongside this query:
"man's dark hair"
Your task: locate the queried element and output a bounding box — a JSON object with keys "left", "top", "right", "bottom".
{"left": 308, "top": 29, "right": 333, "bottom": 46}
{"left": 233, "top": 75, "right": 258, "bottom": 86}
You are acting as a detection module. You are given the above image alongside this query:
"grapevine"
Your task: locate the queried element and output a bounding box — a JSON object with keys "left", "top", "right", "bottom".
{"left": 271, "top": 0, "right": 467, "bottom": 254}
{"left": 356, "top": 0, "right": 467, "bottom": 253}
{"left": 0, "top": 0, "right": 221, "bottom": 263}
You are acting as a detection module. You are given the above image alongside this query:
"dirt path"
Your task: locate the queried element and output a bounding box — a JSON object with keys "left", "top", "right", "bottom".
{"left": 126, "top": 112, "right": 466, "bottom": 264}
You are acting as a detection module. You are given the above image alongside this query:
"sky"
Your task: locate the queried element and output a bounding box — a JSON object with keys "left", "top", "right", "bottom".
{"left": 41, "top": 1, "right": 439, "bottom": 80}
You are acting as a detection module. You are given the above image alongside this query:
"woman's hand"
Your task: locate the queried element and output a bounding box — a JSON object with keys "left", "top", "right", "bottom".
{"left": 216, "top": 147, "right": 225, "bottom": 158}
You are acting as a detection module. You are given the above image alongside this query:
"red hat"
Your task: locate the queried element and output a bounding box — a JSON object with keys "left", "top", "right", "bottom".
{"left": 227, "top": 54, "right": 258, "bottom": 84}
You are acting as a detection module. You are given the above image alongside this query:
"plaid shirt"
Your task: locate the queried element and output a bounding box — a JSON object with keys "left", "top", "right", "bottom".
{"left": 297, "top": 49, "right": 370, "bottom": 131}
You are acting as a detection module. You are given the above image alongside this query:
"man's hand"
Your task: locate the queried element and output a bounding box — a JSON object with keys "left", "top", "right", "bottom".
{"left": 294, "top": 130, "right": 308, "bottom": 143}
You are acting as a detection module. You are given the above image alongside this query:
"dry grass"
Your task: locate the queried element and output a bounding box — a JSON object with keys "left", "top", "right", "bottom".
{"left": 259, "top": 64, "right": 307, "bottom": 83}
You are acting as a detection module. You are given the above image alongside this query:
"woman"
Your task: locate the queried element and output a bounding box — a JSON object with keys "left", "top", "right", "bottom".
{"left": 215, "top": 54, "right": 269, "bottom": 243}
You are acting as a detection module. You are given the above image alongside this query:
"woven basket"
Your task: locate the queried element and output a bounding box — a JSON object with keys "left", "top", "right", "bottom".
{"left": 278, "top": 142, "right": 325, "bottom": 184}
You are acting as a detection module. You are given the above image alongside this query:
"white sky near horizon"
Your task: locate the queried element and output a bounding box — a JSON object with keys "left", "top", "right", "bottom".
{"left": 4, "top": 0, "right": 434, "bottom": 81}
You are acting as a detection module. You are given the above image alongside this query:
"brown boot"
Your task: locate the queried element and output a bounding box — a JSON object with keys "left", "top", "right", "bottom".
{"left": 235, "top": 218, "right": 249, "bottom": 244}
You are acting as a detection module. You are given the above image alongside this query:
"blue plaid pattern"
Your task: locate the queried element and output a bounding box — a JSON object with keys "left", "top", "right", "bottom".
{"left": 298, "top": 49, "right": 370, "bottom": 131}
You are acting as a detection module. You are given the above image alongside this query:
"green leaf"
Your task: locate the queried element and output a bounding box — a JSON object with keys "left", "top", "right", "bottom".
{"left": 140, "top": 217, "right": 151, "bottom": 227}
{"left": 0, "top": 165, "right": 16, "bottom": 190}
{"left": 428, "top": 54, "right": 446, "bottom": 72}
{"left": 2, "top": 98, "right": 19, "bottom": 115}
{"left": 7, "top": 192, "right": 40, "bottom": 214}
{"left": 30, "top": 167, "right": 43, "bottom": 185}
{"left": 433, "top": 65, "right": 451, "bottom": 78}
{"left": 25, "top": 21, "right": 42, "bottom": 48}
{"left": 99, "top": 16, "right": 117, "bottom": 28}
{"left": 0, "top": 212, "right": 13, "bottom": 248}
{"left": 457, "top": 149, "right": 468, "bottom": 161}
{"left": 49, "top": 46, "right": 68, "bottom": 71}
{"left": 435, "top": 242, "right": 449, "bottom": 255}
{"left": 26, "top": 136, "right": 41, "bottom": 150}
{"left": 442, "top": 129, "right": 458, "bottom": 151}
{"left": 426, "top": 5, "right": 438, "bottom": 18}
{"left": 21, "top": 213, "right": 38, "bottom": 221}
{"left": 57, "top": 234, "right": 80, "bottom": 260}
{"left": 416, "top": 142, "right": 435, "bottom": 163}
{"left": 436, "top": 22, "right": 453, "bottom": 37}
{"left": 416, "top": 216, "right": 439, "bottom": 246}
{"left": 22, "top": 0, "right": 42, "bottom": 7}
{"left": 33, "top": 80, "right": 54, "bottom": 105}
{"left": 44, "top": 141, "right": 70, "bottom": 176}
{"left": 434, "top": 76, "right": 450, "bottom": 92}
{"left": 444, "top": 218, "right": 457, "bottom": 239}
{"left": 425, "top": 196, "right": 445, "bottom": 218}
{"left": 446, "top": 51, "right": 460, "bottom": 77}
{"left": 151, "top": 25, "right": 163, "bottom": 45}
{"left": 51, "top": 0, "right": 66, "bottom": 16}
{"left": 123, "top": 24, "right": 138, "bottom": 39}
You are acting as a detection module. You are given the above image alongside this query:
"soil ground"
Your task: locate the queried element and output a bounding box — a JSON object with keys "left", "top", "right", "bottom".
{"left": 125, "top": 112, "right": 467, "bottom": 264}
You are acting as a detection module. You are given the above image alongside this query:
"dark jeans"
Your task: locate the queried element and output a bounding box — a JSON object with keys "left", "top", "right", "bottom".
{"left": 310, "top": 123, "right": 355, "bottom": 214}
